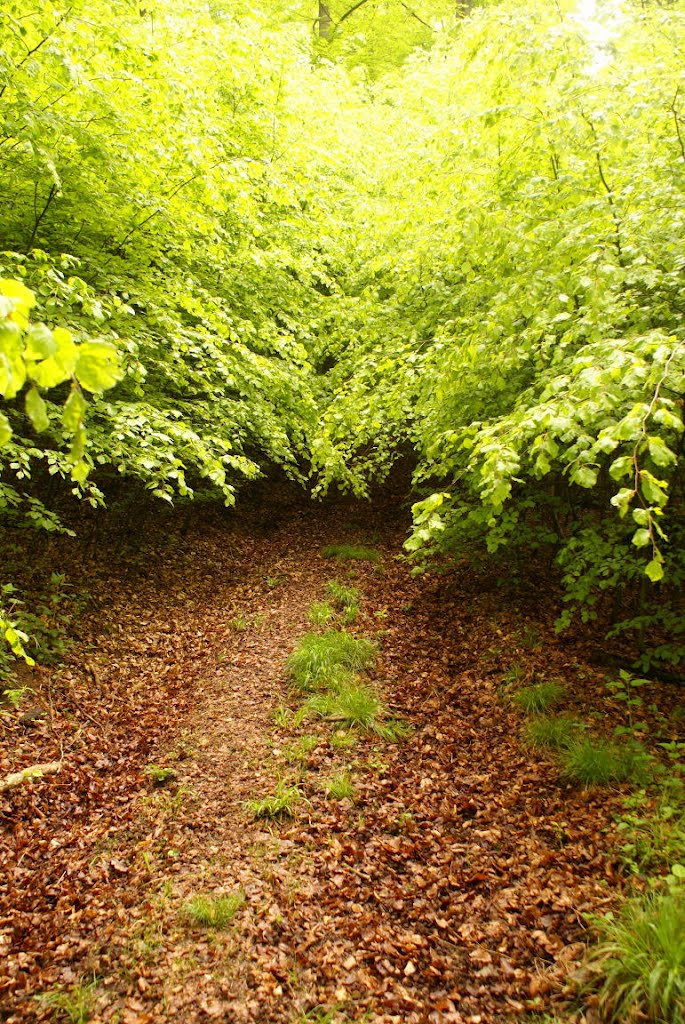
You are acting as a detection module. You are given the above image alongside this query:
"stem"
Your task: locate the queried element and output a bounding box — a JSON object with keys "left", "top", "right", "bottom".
{"left": 669, "top": 87, "right": 685, "bottom": 163}
{"left": 25, "top": 182, "right": 58, "bottom": 251}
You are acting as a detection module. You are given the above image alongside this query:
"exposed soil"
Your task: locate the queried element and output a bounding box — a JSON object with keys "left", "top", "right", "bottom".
{"left": 1, "top": 485, "right": 682, "bottom": 1023}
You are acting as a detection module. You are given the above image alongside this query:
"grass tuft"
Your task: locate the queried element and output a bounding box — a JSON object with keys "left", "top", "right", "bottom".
{"left": 247, "top": 778, "right": 301, "bottom": 818}
{"left": 560, "top": 737, "right": 653, "bottom": 787}
{"left": 523, "top": 715, "right": 583, "bottom": 750}
{"left": 284, "top": 735, "right": 319, "bottom": 764}
{"left": 326, "top": 580, "right": 362, "bottom": 609}
{"left": 303, "top": 680, "right": 384, "bottom": 731}
{"left": 38, "top": 980, "right": 99, "bottom": 1023}
{"left": 322, "top": 770, "right": 357, "bottom": 801}
{"left": 308, "top": 601, "right": 335, "bottom": 627}
{"left": 322, "top": 544, "right": 381, "bottom": 563}
{"left": 591, "top": 889, "right": 685, "bottom": 1024}
{"left": 182, "top": 892, "right": 246, "bottom": 929}
{"left": 513, "top": 680, "right": 565, "bottom": 714}
{"left": 144, "top": 764, "right": 178, "bottom": 786}
{"left": 287, "top": 631, "right": 375, "bottom": 690}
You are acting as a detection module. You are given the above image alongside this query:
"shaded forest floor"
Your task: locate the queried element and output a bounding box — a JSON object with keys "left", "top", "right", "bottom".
{"left": 1, "top": 483, "right": 683, "bottom": 1024}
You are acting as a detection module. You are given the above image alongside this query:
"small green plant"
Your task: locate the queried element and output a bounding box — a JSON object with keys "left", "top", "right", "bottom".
{"left": 590, "top": 889, "right": 685, "bottom": 1023}
{"left": 523, "top": 715, "right": 583, "bottom": 750}
{"left": 375, "top": 717, "right": 413, "bottom": 742}
{"left": 322, "top": 544, "right": 381, "bottom": 563}
{"left": 323, "top": 770, "right": 357, "bottom": 801}
{"left": 145, "top": 764, "right": 178, "bottom": 786}
{"left": 606, "top": 670, "right": 651, "bottom": 733}
{"left": 513, "top": 681, "right": 565, "bottom": 714}
{"left": 248, "top": 778, "right": 302, "bottom": 819}
{"left": 518, "top": 623, "right": 542, "bottom": 650}
{"left": 229, "top": 614, "right": 248, "bottom": 631}
{"left": 284, "top": 735, "right": 319, "bottom": 764}
{"left": 287, "top": 631, "right": 375, "bottom": 690}
{"left": 326, "top": 580, "right": 361, "bottom": 609}
{"left": 273, "top": 705, "right": 293, "bottom": 728}
{"left": 393, "top": 809, "right": 415, "bottom": 832}
{"left": 302, "top": 680, "right": 384, "bottom": 731}
{"left": 2, "top": 685, "right": 32, "bottom": 709}
{"left": 38, "top": 978, "right": 99, "bottom": 1023}
{"left": 616, "top": 781, "right": 685, "bottom": 876}
{"left": 330, "top": 730, "right": 358, "bottom": 750}
{"left": 502, "top": 662, "right": 526, "bottom": 686}
{"left": 182, "top": 892, "right": 246, "bottom": 929}
{"left": 265, "top": 574, "right": 286, "bottom": 589}
{"left": 560, "top": 737, "right": 653, "bottom": 787}
{"left": 308, "top": 601, "right": 335, "bottom": 627}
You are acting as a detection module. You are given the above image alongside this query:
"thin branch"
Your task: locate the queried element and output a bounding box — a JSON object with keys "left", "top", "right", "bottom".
{"left": 108, "top": 161, "right": 224, "bottom": 258}
{"left": 338, "top": 0, "right": 371, "bottom": 27}
{"left": 582, "top": 112, "right": 624, "bottom": 263}
{"left": 25, "top": 182, "right": 58, "bottom": 252}
{"left": 399, "top": 2, "right": 433, "bottom": 30}
{"left": 669, "top": 86, "right": 685, "bottom": 163}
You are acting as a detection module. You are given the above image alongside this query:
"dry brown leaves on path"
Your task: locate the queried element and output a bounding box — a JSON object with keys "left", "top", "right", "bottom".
{"left": 1, "top": 487, "right": 680, "bottom": 1023}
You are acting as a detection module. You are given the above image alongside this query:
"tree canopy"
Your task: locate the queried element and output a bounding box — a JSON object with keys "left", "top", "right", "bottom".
{"left": 2, "top": 0, "right": 685, "bottom": 669}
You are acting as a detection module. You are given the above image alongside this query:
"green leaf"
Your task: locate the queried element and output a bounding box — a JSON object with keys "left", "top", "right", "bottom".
{"left": 75, "top": 341, "right": 121, "bottom": 393}
{"left": 0, "top": 412, "right": 11, "bottom": 447}
{"left": 25, "top": 387, "right": 49, "bottom": 432}
{"left": 647, "top": 436, "right": 676, "bottom": 468}
{"left": 645, "top": 558, "right": 664, "bottom": 583}
{"left": 24, "top": 324, "right": 57, "bottom": 361}
{"left": 573, "top": 465, "right": 598, "bottom": 488}
{"left": 631, "top": 528, "right": 651, "bottom": 549}
{"left": 62, "top": 387, "right": 87, "bottom": 433}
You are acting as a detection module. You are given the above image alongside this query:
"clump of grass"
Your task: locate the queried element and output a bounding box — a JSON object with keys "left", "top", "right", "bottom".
{"left": 330, "top": 730, "right": 358, "bottom": 750}
{"left": 524, "top": 715, "right": 583, "bottom": 750}
{"left": 284, "top": 735, "right": 319, "bottom": 764}
{"left": 326, "top": 580, "right": 361, "bottom": 609}
{"left": 374, "top": 717, "right": 413, "bottom": 742}
{"left": 308, "top": 601, "right": 335, "bottom": 627}
{"left": 513, "top": 680, "right": 565, "bottom": 714}
{"left": 287, "top": 631, "right": 375, "bottom": 690}
{"left": 341, "top": 606, "right": 359, "bottom": 626}
{"left": 38, "top": 979, "right": 99, "bottom": 1023}
{"left": 272, "top": 705, "right": 293, "bottom": 729}
{"left": 247, "top": 778, "right": 301, "bottom": 819}
{"left": 322, "top": 544, "right": 381, "bottom": 563}
{"left": 560, "top": 737, "right": 653, "bottom": 787}
{"left": 590, "top": 889, "right": 685, "bottom": 1023}
{"left": 182, "top": 892, "right": 246, "bottom": 929}
{"left": 144, "top": 764, "right": 178, "bottom": 786}
{"left": 229, "top": 614, "right": 248, "bottom": 631}
{"left": 502, "top": 662, "right": 526, "bottom": 686}
{"left": 323, "top": 770, "right": 357, "bottom": 801}
{"left": 303, "top": 680, "right": 384, "bottom": 731}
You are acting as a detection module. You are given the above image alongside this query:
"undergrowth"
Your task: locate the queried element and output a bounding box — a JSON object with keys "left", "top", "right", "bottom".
{"left": 560, "top": 737, "right": 653, "bottom": 787}
{"left": 523, "top": 716, "right": 583, "bottom": 750}
{"left": 513, "top": 681, "right": 565, "bottom": 714}
{"left": 287, "top": 631, "right": 375, "bottom": 690}
{"left": 590, "top": 889, "right": 685, "bottom": 1023}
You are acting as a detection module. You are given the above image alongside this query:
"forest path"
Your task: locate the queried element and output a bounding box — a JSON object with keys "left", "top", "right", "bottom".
{"left": 2, "top": 488, "right": 625, "bottom": 1024}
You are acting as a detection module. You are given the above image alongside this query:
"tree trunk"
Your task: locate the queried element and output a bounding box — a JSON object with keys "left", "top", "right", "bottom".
{"left": 318, "top": 2, "right": 333, "bottom": 39}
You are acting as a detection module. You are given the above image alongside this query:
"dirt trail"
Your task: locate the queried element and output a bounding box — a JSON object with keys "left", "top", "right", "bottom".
{"left": 1, "top": 489, "right": 656, "bottom": 1023}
